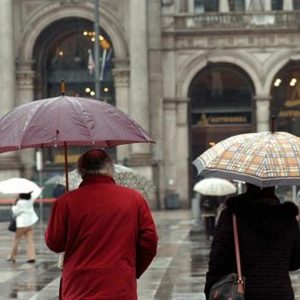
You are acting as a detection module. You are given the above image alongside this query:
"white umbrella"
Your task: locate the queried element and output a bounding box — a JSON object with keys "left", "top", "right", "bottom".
{"left": 193, "top": 177, "right": 237, "bottom": 196}
{"left": 0, "top": 178, "right": 41, "bottom": 195}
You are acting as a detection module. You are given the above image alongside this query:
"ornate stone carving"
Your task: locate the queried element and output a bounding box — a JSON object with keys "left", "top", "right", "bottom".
{"left": 162, "top": 32, "right": 300, "bottom": 50}
{"left": 16, "top": 71, "right": 35, "bottom": 88}
{"left": 112, "top": 68, "right": 130, "bottom": 86}
{"left": 16, "top": 62, "right": 35, "bottom": 89}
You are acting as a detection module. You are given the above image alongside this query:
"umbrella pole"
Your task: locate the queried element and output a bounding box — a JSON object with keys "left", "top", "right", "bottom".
{"left": 64, "top": 142, "right": 69, "bottom": 192}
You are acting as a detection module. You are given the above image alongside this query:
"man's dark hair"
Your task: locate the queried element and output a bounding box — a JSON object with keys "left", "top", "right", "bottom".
{"left": 77, "top": 149, "right": 114, "bottom": 178}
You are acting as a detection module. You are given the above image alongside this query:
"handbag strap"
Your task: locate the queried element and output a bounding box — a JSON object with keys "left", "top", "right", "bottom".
{"left": 232, "top": 214, "right": 244, "bottom": 284}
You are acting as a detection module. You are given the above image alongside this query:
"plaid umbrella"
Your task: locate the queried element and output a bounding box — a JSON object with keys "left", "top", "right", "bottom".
{"left": 193, "top": 131, "right": 300, "bottom": 187}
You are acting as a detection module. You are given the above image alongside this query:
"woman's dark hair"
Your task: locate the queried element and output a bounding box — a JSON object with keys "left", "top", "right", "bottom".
{"left": 19, "top": 193, "right": 31, "bottom": 200}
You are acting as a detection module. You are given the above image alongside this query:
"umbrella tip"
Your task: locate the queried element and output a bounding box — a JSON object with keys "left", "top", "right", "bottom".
{"left": 60, "top": 80, "right": 65, "bottom": 96}
{"left": 271, "top": 115, "right": 276, "bottom": 134}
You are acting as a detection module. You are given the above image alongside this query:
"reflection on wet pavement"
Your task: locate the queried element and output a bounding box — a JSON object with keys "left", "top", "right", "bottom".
{"left": 0, "top": 210, "right": 299, "bottom": 299}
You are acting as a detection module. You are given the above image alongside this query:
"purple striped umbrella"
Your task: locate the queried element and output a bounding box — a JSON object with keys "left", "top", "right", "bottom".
{"left": 0, "top": 95, "right": 153, "bottom": 190}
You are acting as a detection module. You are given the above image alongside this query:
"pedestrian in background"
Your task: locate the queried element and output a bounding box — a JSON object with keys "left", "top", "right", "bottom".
{"left": 7, "top": 187, "right": 41, "bottom": 263}
{"left": 45, "top": 148, "right": 158, "bottom": 300}
{"left": 205, "top": 183, "right": 300, "bottom": 300}
{"left": 200, "top": 195, "right": 219, "bottom": 240}
{"left": 52, "top": 183, "right": 65, "bottom": 198}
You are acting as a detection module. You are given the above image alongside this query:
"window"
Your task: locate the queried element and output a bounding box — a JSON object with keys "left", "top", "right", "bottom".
{"left": 189, "top": 63, "right": 254, "bottom": 127}
{"left": 294, "top": 0, "right": 300, "bottom": 10}
{"left": 271, "top": 0, "right": 283, "bottom": 10}
{"left": 194, "top": 0, "right": 219, "bottom": 12}
{"left": 229, "top": 0, "right": 245, "bottom": 11}
{"left": 189, "top": 63, "right": 255, "bottom": 162}
{"left": 33, "top": 18, "right": 116, "bottom": 167}
{"left": 271, "top": 62, "right": 300, "bottom": 135}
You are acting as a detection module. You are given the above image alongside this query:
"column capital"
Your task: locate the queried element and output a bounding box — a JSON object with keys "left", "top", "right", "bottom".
{"left": 16, "top": 60, "right": 35, "bottom": 85}
{"left": 126, "top": 153, "right": 154, "bottom": 166}
{"left": 16, "top": 70, "right": 35, "bottom": 89}
{"left": 164, "top": 99, "right": 177, "bottom": 110}
{"left": 112, "top": 68, "right": 130, "bottom": 87}
{"left": 163, "top": 97, "right": 189, "bottom": 110}
{"left": 254, "top": 95, "right": 272, "bottom": 102}
{"left": 0, "top": 153, "right": 21, "bottom": 170}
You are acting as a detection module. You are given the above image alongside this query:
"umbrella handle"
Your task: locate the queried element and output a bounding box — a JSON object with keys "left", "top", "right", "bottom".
{"left": 64, "top": 141, "right": 69, "bottom": 192}
{"left": 61, "top": 80, "right": 65, "bottom": 96}
{"left": 271, "top": 115, "right": 275, "bottom": 133}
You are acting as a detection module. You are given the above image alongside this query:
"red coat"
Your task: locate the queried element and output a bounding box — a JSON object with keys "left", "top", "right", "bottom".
{"left": 45, "top": 175, "right": 158, "bottom": 300}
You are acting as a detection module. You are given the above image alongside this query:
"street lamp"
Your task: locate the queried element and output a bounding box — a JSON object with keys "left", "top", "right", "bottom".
{"left": 94, "top": 0, "right": 100, "bottom": 99}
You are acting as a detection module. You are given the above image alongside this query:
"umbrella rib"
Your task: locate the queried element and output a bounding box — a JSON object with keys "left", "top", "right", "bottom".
{"left": 19, "top": 99, "right": 49, "bottom": 148}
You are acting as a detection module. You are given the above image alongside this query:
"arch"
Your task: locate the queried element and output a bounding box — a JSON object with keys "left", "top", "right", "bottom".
{"left": 176, "top": 51, "right": 261, "bottom": 99}
{"left": 263, "top": 49, "right": 300, "bottom": 94}
{"left": 19, "top": 2, "right": 128, "bottom": 62}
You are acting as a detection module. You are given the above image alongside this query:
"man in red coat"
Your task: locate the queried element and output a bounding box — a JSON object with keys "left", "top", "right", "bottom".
{"left": 45, "top": 149, "right": 158, "bottom": 300}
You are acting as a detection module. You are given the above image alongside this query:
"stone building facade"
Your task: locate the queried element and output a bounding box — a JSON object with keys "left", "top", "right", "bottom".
{"left": 0, "top": 0, "right": 299, "bottom": 208}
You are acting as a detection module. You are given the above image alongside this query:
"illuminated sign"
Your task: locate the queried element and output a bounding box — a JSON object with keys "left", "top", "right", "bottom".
{"left": 193, "top": 112, "right": 251, "bottom": 126}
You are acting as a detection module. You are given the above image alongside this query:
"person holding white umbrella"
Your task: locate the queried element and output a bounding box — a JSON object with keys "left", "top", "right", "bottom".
{"left": 193, "top": 177, "right": 237, "bottom": 240}
{"left": 0, "top": 178, "right": 42, "bottom": 264}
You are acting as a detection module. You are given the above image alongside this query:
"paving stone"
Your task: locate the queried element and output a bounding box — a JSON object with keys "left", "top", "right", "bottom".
{"left": 0, "top": 209, "right": 299, "bottom": 299}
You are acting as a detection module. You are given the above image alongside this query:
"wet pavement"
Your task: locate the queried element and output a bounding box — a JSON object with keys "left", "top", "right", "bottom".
{"left": 0, "top": 209, "right": 299, "bottom": 299}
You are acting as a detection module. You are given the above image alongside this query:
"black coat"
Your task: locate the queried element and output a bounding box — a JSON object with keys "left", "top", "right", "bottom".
{"left": 204, "top": 192, "right": 300, "bottom": 300}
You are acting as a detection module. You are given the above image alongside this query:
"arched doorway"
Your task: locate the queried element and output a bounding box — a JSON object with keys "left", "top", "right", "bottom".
{"left": 271, "top": 61, "right": 300, "bottom": 135}
{"left": 189, "top": 62, "right": 255, "bottom": 165}
{"left": 33, "top": 17, "right": 114, "bottom": 101}
{"left": 32, "top": 17, "right": 115, "bottom": 173}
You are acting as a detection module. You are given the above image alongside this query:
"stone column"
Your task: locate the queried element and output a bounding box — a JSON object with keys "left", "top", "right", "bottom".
{"left": 112, "top": 60, "right": 130, "bottom": 163}
{"left": 0, "top": 0, "right": 20, "bottom": 177}
{"left": 148, "top": 0, "right": 164, "bottom": 210}
{"left": 16, "top": 61, "right": 35, "bottom": 105}
{"left": 163, "top": 98, "right": 189, "bottom": 208}
{"left": 176, "top": 99, "right": 189, "bottom": 208}
{"left": 163, "top": 99, "right": 177, "bottom": 199}
{"left": 264, "top": 0, "right": 271, "bottom": 10}
{"left": 245, "top": 0, "right": 252, "bottom": 11}
{"left": 283, "top": 0, "right": 293, "bottom": 10}
{"left": 0, "top": 0, "right": 15, "bottom": 116}
{"left": 16, "top": 62, "right": 36, "bottom": 179}
{"left": 255, "top": 95, "right": 271, "bottom": 132}
{"left": 187, "top": 0, "right": 194, "bottom": 12}
{"left": 219, "top": 0, "right": 229, "bottom": 12}
{"left": 129, "top": 0, "right": 151, "bottom": 162}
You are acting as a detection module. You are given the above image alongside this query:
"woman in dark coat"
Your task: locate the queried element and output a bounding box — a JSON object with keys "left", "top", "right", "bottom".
{"left": 205, "top": 183, "right": 300, "bottom": 300}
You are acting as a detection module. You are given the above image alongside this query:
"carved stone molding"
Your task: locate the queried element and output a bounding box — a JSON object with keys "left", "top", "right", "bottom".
{"left": 112, "top": 68, "right": 130, "bottom": 86}
{"left": 254, "top": 95, "right": 272, "bottom": 102}
{"left": 16, "top": 70, "right": 35, "bottom": 88}
{"left": 126, "top": 153, "right": 154, "bottom": 166}
{"left": 16, "top": 61, "right": 35, "bottom": 83}
{"left": 163, "top": 98, "right": 177, "bottom": 110}
{"left": 162, "top": 33, "right": 300, "bottom": 50}
{"left": 0, "top": 154, "right": 21, "bottom": 170}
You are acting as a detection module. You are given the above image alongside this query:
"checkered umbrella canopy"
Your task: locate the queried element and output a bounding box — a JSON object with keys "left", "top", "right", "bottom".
{"left": 193, "top": 131, "right": 300, "bottom": 187}
{"left": 54, "top": 164, "right": 156, "bottom": 201}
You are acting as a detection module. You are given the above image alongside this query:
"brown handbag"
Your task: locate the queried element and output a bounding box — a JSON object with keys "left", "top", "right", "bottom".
{"left": 208, "top": 214, "right": 245, "bottom": 300}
